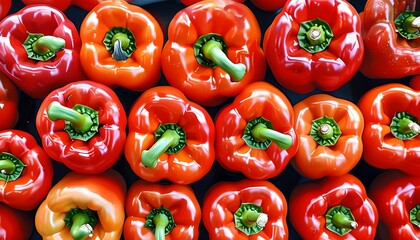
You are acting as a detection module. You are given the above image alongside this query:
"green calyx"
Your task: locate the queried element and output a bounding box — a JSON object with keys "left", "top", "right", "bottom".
{"left": 145, "top": 207, "right": 176, "bottom": 240}
{"left": 64, "top": 208, "right": 98, "bottom": 240}
{"left": 234, "top": 203, "right": 268, "bottom": 236}
{"left": 298, "top": 18, "right": 334, "bottom": 53}
{"left": 23, "top": 32, "right": 65, "bottom": 61}
{"left": 194, "top": 33, "right": 246, "bottom": 81}
{"left": 410, "top": 204, "right": 420, "bottom": 228}
{"left": 395, "top": 11, "right": 420, "bottom": 39}
{"left": 242, "top": 116, "right": 292, "bottom": 150}
{"left": 0, "top": 152, "right": 26, "bottom": 182}
{"left": 390, "top": 112, "right": 420, "bottom": 140}
{"left": 325, "top": 205, "right": 358, "bottom": 236}
{"left": 47, "top": 101, "right": 99, "bottom": 141}
{"left": 141, "top": 123, "right": 186, "bottom": 168}
{"left": 103, "top": 27, "right": 136, "bottom": 61}
{"left": 310, "top": 116, "right": 341, "bottom": 146}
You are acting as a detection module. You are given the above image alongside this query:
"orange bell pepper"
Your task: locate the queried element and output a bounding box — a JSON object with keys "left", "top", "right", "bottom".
{"left": 292, "top": 94, "right": 364, "bottom": 179}
{"left": 35, "top": 169, "right": 126, "bottom": 240}
{"left": 80, "top": 0, "right": 164, "bottom": 92}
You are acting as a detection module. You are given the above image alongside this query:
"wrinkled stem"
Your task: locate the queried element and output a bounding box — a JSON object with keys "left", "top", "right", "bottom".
{"left": 70, "top": 212, "right": 95, "bottom": 240}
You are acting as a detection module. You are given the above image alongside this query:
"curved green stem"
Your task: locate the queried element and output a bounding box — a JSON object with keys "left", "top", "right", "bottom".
{"left": 111, "top": 35, "right": 130, "bottom": 61}
{"left": 47, "top": 101, "right": 93, "bottom": 134}
{"left": 141, "top": 130, "right": 180, "bottom": 168}
{"left": 325, "top": 205, "right": 357, "bottom": 236}
{"left": 332, "top": 212, "right": 358, "bottom": 229}
{"left": 103, "top": 27, "right": 136, "bottom": 61}
{"left": 0, "top": 152, "right": 25, "bottom": 182}
{"left": 395, "top": 11, "right": 420, "bottom": 39}
{"left": 32, "top": 35, "right": 65, "bottom": 54}
{"left": 391, "top": 112, "right": 420, "bottom": 140}
{"left": 202, "top": 40, "right": 246, "bottom": 81}
{"left": 251, "top": 123, "right": 292, "bottom": 150}
{"left": 153, "top": 213, "right": 169, "bottom": 240}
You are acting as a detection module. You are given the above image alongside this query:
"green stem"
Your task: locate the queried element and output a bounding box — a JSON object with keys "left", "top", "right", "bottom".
{"left": 403, "top": 16, "right": 420, "bottom": 33}
{"left": 153, "top": 213, "right": 169, "bottom": 240}
{"left": 32, "top": 35, "right": 65, "bottom": 54}
{"left": 0, "top": 159, "right": 15, "bottom": 175}
{"left": 70, "top": 212, "right": 95, "bottom": 240}
{"left": 298, "top": 18, "right": 334, "bottom": 53}
{"left": 64, "top": 208, "right": 98, "bottom": 240}
{"left": 202, "top": 40, "right": 246, "bottom": 81}
{"left": 111, "top": 33, "right": 130, "bottom": 61}
{"left": 306, "top": 26, "right": 326, "bottom": 46}
{"left": 141, "top": 130, "right": 180, "bottom": 168}
{"left": 103, "top": 27, "right": 136, "bottom": 61}
{"left": 332, "top": 212, "right": 358, "bottom": 229}
{"left": 241, "top": 210, "right": 268, "bottom": 228}
{"left": 395, "top": 11, "right": 420, "bottom": 39}
{"left": 310, "top": 116, "right": 341, "bottom": 146}
{"left": 409, "top": 204, "right": 420, "bottom": 228}
{"left": 390, "top": 112, "right": 420, "bottom": 140}
{"left": 398, "top": 118, "right": 420, "bottom": 134}
{"left": 250, "top": 123, "right": 292, "bottom": 150}
{"left": 325, "top": 205, "right": 357, "bottom": 236}
{"left": 47, "top": 101, "right": 93, "bottom": 134}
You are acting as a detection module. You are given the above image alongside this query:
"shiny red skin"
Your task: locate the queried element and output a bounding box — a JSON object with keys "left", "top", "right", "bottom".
{"left": 263, "top": 0, "right": 364, "bottom": 94}
{"left": 36, "top": 81, "right": 127, "bottom": 174}
{"left": 289, "top": 173, "right": 378, "bottom": 239}
{"left": 0, "top": 0, "right": 11, "bottom": 19}
{"left": 0, "top": 71, "right": 19, "bottom": 131}
{"left": 0, "top": 5, "right": 86, "bottom": 99}
{"left": 215, "top": 81, "right": 298, "bottom": 180}
{"left": 369, "top": 170, "right": 420, "bottom": 239}
{"left": 202, "top": 179, "right": 288, "bottom": 240}
{"left": 0, "top": 203, "right": 33, "bottom": 240}
{"left": 0, "top": 130, "right": 53, "bottom": 211}
{"left": 357, "top": 83, "right": 420, "bottom": 176}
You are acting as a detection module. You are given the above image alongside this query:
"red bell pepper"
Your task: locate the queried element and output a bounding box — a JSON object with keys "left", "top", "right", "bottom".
{"left": 359, "top": 0, "right": 420, "bottom": 79}
{"left": 179, "top": 0, "right": 284, "bottom": 11}
{"left": 162, "top": 0, "right": 266, "bottom": 106}
{"left": 289, "top": 173, "right": 378, "bottom": 239}
{"left": 124, "top": 86, "right": 215, "bottom": 184}
{"left": 36, "top": 81, "right": 127, "bottom": 174}
{"left": 79, "top": 0, "right": 164, "bottom": 92}
{"left": 0, "top": 130, "right": 53, "bottom": 211}
{"left": 35, "top": 169, "right": 126, "bottom": 239}
{"left": 357, "top": 83, "right": 420, "bottom": 176}
{"left": 369, "top": 170, "right": 420, "bottom": 239}
{"left": 124, "top": 180, "right": 201, "bottom": 240}
{"left": 0, "top": 71, "right": 19, "bottom": 131}
{"left": 292, "top": 94, "right": 364, "bottom": 179}
{"left": 0, "top": 203, "right": 33, "bottom": 240}
{"left": 0, "top": 5, "right": 86, "bottom": 99}
{"left": 215, "top": 81, "right": 298, "bottom": 180}
{"left": 20, "top": 0, "right": 73, "bottom": 11}
{"left": 263, "top": 0, "right": 363, "bottom": 94}
{"left": 0, "top": 0, "right": 11, "bottom": 19}
{"left": 202, "top": 179, "right": 288, "bottom": 239}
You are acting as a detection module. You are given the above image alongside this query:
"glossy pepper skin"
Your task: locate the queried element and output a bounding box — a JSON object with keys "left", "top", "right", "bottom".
{"left": 0, "top": 71, "right": 19, "bottom": 131}
{"left": 124, "top": 86, "right": 215, "bottom": 184}
{"left": 124, "top": 180, "right": 201, "bottom": 240}
{"left": 35, "top": 169, "right": 126, "bottom": 240}
{"left": 162, "top": 0, "right": 266, "bottom": 106}
{"left": 357, "top": 83, "right": 420, "bottom": 176}
{"left": 0, "top": 5, "right": 86, "bottom": 99}
{"left": 36, "top": 81, "right": 127, "bottom": 174}
{"left": 202, "top": 179, "right": 288, "bottom": 240}
{"left": 369, "top": 170, "right": 420, "bottom": 239}
{"left": 289, "top": 173, "right": 378, "bottom": 239}
{"left": 179, "top": 0, "right": 284, "bottom": 11}
{"left": 360, "top": 0, "right": 420, "bottom": 79}
{"left": 0, "top": 0, "right": 11, "bottom": 19}
{"left": 0, "top": 203, "right": 33, "bottom": 240}
{"left": 263, "top": 0, "right": 363, "bottom": 94}
{"left": 0, "top": 130, "right": 53, "bottom": 211}
{"left": 80, "top": 0, "right": 164, "bottom": 92}
{"left": 292, "top": 94, "right": 364, "bottom": 179}
{"left": 215, "top": 81, "right": 298, "bottom": 180}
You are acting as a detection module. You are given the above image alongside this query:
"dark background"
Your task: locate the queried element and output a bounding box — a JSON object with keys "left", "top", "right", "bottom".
{"left": 6, "top": 0, "right": 407, "bottom": 239}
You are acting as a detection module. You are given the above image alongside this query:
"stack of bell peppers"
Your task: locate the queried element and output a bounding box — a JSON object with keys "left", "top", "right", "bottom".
{"left": 2, "top": 0, "right": 420, "bottom": 239}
